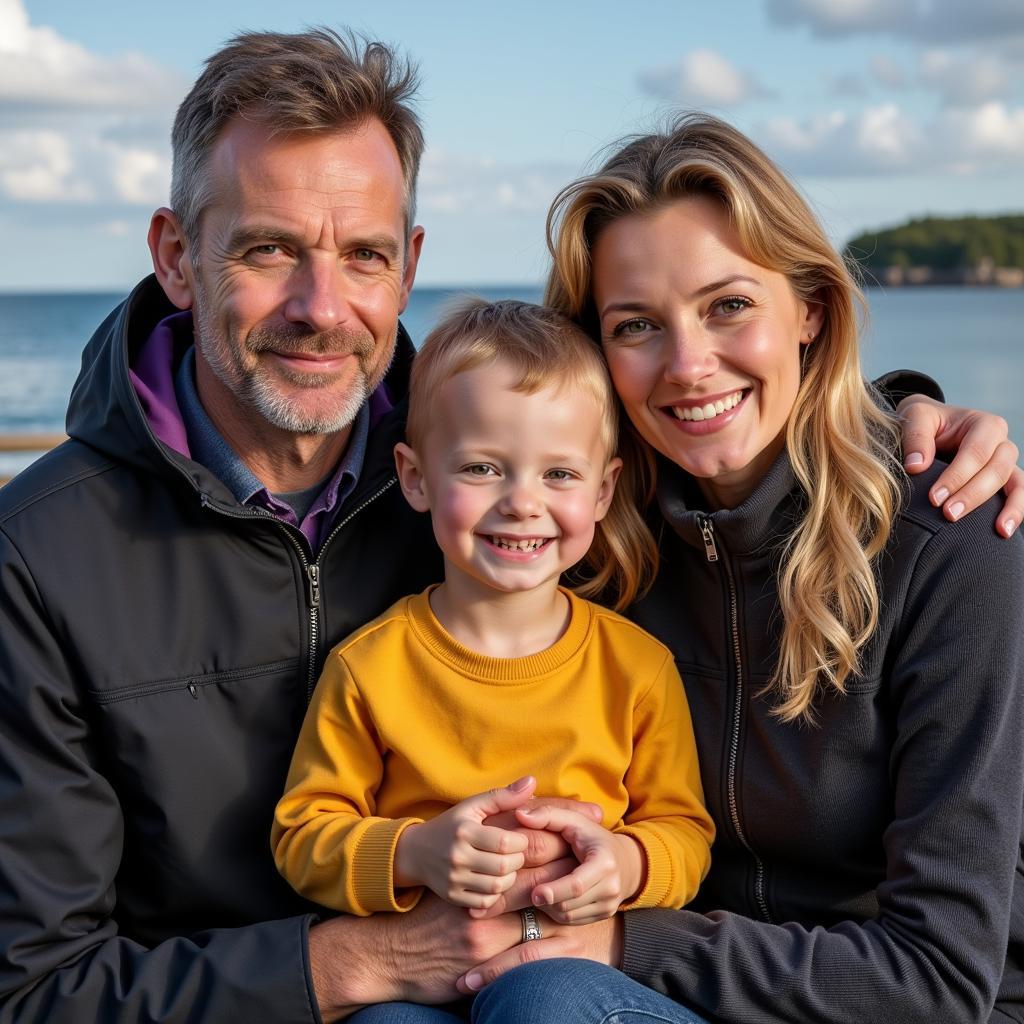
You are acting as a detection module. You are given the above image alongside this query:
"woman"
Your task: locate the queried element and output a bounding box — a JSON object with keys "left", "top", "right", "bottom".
{"left": 461, "top": 115, "right": 1024, "bottom": 1023}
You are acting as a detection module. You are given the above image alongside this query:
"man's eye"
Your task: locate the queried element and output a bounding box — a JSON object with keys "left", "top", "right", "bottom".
{"left": 248, "top": 245, "right": 282, "bottom": 258}
{"left": 354, "top": 248, "right": 382, "bottom": 262}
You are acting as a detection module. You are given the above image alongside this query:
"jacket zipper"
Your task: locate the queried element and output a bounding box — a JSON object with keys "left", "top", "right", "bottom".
{"left": 698, "top": 515, "right": 772, "bottom": 924}
{"left": 201, "top": 475, "right": 398, "bottom": 704}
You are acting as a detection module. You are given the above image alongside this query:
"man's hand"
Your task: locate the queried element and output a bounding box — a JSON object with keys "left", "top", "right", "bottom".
{"left": 898, "top": 395, "right": 1022, "bottom": 537}
{"left": 309, "top": 895, "right": 523, "bottom": 1021}
{"left": 393, "top": 777, "right": 536, "bottom": 909}
{"left": 457, "top": 914, "right": 623, "bottom": 996}
{"left": 516, "top": 805, "right": 643, "bottom": 924}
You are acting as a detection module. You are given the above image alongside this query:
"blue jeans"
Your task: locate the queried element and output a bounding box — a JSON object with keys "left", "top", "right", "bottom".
{"left": 349, "top": 959, "right": 711, "bottom": 1023}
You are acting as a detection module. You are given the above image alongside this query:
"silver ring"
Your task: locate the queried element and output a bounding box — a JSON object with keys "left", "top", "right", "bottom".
{"left": 520, "top": 907, "right": 543, "bottom": 943}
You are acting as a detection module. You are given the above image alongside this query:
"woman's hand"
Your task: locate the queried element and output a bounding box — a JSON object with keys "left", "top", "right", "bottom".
{"left": 516, "top": 804, "right": 643, "bottom": 924}
{"left": 897, "top": 395, "right": 1022, "bottom": 537}
{"left": 457, "top": 914, "right": 623, "bottom": 995}
{"left": 393, "top": 777, "right": 537, "bottom": 909}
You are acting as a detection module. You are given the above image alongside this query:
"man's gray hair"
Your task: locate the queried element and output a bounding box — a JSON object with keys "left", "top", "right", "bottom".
{"left": 170, "top": 28, "right": 424, "bottom": 244}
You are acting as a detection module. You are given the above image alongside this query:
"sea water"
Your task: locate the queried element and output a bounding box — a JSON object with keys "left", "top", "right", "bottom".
{"left": 1, "top": 286, "right": 1021, "bottom": 479}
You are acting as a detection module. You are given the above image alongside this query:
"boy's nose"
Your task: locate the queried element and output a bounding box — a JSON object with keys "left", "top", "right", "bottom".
{"left": 499, "top": 483, "right": 542, "bottom": 518}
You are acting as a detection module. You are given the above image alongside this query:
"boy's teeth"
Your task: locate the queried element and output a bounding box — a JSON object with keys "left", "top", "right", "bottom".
{"left": 491, "top": 536, "right": 546, "bottom": 552}
{"left": 672, "top": 390, "right": 744, "bottom": 422}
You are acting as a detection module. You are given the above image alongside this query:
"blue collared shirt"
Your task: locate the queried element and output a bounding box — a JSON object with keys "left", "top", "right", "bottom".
{"left": 174, "top": 346, "right": 369, "bottom": 552}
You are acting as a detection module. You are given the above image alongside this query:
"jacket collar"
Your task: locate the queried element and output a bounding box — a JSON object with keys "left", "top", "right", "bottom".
{"left": 656, "top": 450, "right": 801, "bottom": 557}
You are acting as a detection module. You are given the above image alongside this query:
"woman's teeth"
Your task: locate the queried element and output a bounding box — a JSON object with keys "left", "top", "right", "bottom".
{"left": 671, "top": 390, "right": 744, "bottom": 422}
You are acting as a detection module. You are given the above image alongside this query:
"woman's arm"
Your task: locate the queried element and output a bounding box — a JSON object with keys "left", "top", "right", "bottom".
{"left": 897, "top": 393, "right": 1021, "bottom": 537}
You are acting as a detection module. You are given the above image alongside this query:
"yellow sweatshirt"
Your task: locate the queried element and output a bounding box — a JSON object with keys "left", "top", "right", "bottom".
{"left": 272, "top": 587, "right": 714, "bottom": 916}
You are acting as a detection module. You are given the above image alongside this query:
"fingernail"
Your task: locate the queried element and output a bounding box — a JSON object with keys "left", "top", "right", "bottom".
{"left": 509, "top": 776, "right": 532, "bottom": 792}
{"left": 932, "top": 487, "right": 949, "bottom": 506}
{"left": 948, "top": 501, "right": 965, "bottom": 520}
{"left": 905, "top": 452, "right": 924, "bottom": 467}
{"left": 518, "top": 806, "right": 537, "bottom": 817}
{"left": 465, "top": 973, "right": 483, "bottom": 992}
{"left": 1005, "top": 519, "right": 1017, "bottom": 537}
{"left": 533, "top": 892, "right": 545, "bottom": 906}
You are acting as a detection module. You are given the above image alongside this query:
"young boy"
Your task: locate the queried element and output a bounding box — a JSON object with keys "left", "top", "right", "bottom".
{"left": 272, "top": 300, "right": 712, "bottom": 933}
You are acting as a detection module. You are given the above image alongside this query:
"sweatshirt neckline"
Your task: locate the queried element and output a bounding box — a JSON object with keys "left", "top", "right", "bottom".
{"left": 406, "top": 586, "right": 593, "bottom": 683}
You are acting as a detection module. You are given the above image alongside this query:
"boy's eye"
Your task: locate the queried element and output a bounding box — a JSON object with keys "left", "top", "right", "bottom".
{"left": 545, "top": 469, "right": 575, "bottom": 481}
{"left": 462, "top": 464, "right": 495, "bottom": 477}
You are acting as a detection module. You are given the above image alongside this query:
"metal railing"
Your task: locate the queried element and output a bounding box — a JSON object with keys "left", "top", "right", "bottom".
{"left": 0, "top": 434, "right": 65, "bottom": 486}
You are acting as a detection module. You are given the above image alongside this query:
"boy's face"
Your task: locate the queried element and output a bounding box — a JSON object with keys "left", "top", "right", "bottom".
{"left": 395, "top": 359, "right": 620, "bottom": 600}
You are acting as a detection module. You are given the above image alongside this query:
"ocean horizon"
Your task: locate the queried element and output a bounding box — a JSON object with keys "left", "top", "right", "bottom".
{"left": 2, "top": 285, "right": 1021, "bottom": 481}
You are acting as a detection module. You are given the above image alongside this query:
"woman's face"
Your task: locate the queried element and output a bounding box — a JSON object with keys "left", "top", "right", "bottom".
{"left": 592, "top": 196, "right": 823, "bottom": 509}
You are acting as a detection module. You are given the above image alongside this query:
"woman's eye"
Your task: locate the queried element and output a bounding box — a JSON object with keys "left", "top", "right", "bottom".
{"left": 610, "top": 317, "right": 652, "bottom": 339}
{"left": 714, "top": 296, "right": 750, "bottom": 315}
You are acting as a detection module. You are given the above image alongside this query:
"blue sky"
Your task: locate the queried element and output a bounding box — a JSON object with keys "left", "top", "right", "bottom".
{"left": 2, "top": 0, "right": 1022, "bottom": 289}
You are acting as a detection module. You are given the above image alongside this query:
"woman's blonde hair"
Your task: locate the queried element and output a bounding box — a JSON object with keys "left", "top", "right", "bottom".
{"left": 407, "top": 298, "right": 658, "bottom": 610}
{"left": 545, "top": 113, "right": 905, "bottom": 722}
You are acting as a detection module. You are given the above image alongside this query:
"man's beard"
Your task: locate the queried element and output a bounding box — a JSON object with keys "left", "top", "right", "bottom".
{"left": 193, "top": 284, "right": 394, "bottom": 436}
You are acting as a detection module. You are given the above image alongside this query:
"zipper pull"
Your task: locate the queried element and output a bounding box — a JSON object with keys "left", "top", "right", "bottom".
{"left": 307, "top": 564, "right": 321, "bottom": 609}
{"left": 698, "top": 516, "right": 719, "bottom": 563}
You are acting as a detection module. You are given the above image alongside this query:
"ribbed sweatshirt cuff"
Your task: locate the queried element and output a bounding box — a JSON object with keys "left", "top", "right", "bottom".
{"left": 615, "top": 827, "right": 676, "bottom": 909}
{"left": 349, "top": 817, "right": 423, "bottom": 914}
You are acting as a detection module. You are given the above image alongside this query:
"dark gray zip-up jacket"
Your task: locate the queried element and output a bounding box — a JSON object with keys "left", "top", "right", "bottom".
{"left": 622, "top": 453, "right": 1024, "bottom": 1023}
{"left": 0, "top": 276, "right": 442, "bottom": 1022}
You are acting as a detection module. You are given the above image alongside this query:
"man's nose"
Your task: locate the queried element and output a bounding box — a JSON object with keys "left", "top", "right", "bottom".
{"left": 283, "top": 257, "right": 350, "bottom": 333}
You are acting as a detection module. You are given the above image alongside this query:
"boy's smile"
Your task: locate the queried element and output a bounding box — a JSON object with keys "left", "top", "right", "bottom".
{"left": 395, "top": 359, "right": 620, "bottom": 602}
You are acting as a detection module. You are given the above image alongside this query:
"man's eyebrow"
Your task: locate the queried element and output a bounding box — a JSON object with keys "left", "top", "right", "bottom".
{"left": 225, "top": 228, "right": 403, "bottom": 262}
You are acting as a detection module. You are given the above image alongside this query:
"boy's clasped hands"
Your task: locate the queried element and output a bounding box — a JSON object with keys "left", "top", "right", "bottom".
{"left": 393, "top": 775, "right": 644, "bottom": 926}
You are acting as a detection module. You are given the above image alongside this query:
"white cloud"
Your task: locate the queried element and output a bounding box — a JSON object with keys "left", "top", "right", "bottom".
{"left": 760, "top": 100, "right": 1024, "bottom": 176}
{"left": 918, "top": 49, "right": 1013, "bottom": 105}
{"left": 638, "top": 50, "right": 768, "bottom": 107}
{"left": 870, "top": 55, "right": 907, "bottom": 89}
{"left": 767, "top": 0, "right": 1024, "bottom": 42}
{"left": 0, "top": 1, "right": 177, "bottom": 208}
{"left": 0, "top": 130, "right": 92, "bottom": 201}
{"left": 419, "top": 148, "right": 571, "bottom": 218}
{"left": 0, "top": 0, "right": 185, "bottom": 111}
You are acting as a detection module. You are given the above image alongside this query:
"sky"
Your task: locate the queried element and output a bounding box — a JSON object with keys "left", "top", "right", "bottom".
{"left": 1, "top": 0, "right": 1022, "bottom": 290}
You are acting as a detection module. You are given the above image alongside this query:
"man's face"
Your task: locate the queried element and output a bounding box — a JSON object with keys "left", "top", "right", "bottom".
{"left": 185, "top": 117, "right": 421, "bottom": 437}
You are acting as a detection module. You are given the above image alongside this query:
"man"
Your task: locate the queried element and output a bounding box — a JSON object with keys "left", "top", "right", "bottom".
{"left": 0, "top": 30, "right": 543, "bottom": 1022}
{"left": 0, "top": 27, "right": 1019, "bottom": 1024}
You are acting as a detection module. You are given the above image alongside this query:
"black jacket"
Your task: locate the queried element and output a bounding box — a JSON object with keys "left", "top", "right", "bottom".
{"left": 0, "top": 277, "right": 441, "bottom": 1022}
{"left": 622, "top": 454, "right": 1024, "bottom": 1023}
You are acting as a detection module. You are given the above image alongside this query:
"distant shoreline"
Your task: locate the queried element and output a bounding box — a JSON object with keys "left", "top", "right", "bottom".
{"left": 864, "top": 265, "right": 1024, "bottom": 288}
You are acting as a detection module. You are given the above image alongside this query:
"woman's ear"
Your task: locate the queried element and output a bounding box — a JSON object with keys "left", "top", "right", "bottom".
{"left": 148, "top": 207, "right": 196, "bottom": 310}
{"left": 394, "top": 442, "right": 431, "bottom": 513}
{"left": 800, "top": 294, "right": 827, "bottom": 346}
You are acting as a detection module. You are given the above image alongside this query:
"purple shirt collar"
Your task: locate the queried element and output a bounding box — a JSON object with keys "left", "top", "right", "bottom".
{"left": 130, "top": 311, "right": 385, "bottom": 552}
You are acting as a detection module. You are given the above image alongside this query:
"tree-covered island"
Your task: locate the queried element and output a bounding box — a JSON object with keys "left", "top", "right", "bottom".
{"left": 844, "top": 214, "right": 1024, "bottom": 287}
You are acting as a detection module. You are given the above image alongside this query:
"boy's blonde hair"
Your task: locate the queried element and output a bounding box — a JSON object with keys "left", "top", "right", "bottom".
{"left": 406, "top": 298, "right": 657, "bottom": 609}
